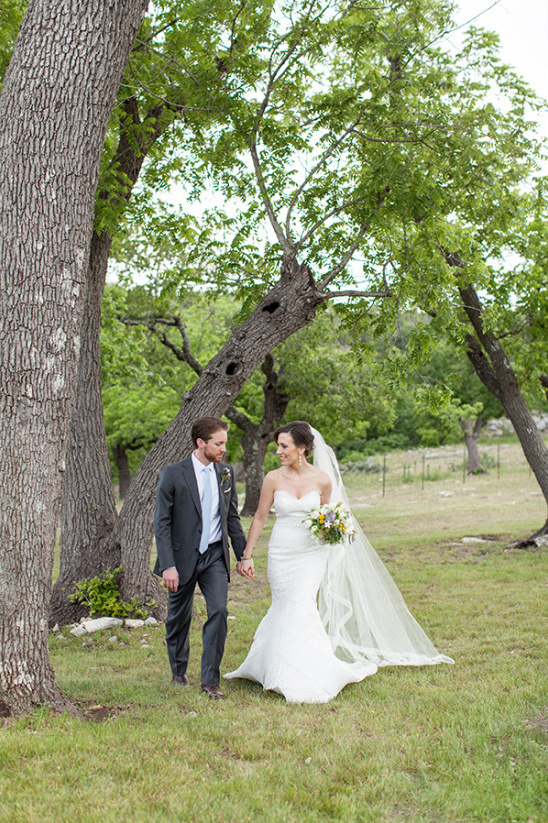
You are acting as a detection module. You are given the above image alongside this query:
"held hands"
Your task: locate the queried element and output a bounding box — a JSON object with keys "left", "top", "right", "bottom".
{"left": 162, "top": 567, "right": 179, "bottom": 592}
{"left": 237, "top": 557, "right": 255, "bottom": 579}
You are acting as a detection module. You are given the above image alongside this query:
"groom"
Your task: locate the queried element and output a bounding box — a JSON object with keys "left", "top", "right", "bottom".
{"left": 153, "top": 417, "right": 247, "bottom": 699}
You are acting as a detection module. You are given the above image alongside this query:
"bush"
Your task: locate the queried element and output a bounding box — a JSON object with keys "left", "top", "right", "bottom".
{"left": 416, "top": 427, "right": 441, "bottom": 448}
{"left": 481, "top": 451, "right": 497, "bottom": 470}
{"left": 341, "top": 457, "right": 382, "bottom": 474}
{"left": 338, "top": 433, "right": 410, "bottom": 460}
{"left": 69, "top": 567, "right": 155, "bottom": 619}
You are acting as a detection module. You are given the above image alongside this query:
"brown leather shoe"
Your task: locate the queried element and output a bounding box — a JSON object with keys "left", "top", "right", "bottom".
{"left": 201, "top": 683, "right": 225, "bottom": 699}
{"left": 172, "top": 674, "right": 189, "bottom": 686}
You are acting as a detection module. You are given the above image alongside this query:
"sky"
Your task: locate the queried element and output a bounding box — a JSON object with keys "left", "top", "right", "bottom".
{"left": 452, "top": 0, "right": 548, "bottom": 104}
{"left": 157, "top": 1, "right": 548, "bottom": 227}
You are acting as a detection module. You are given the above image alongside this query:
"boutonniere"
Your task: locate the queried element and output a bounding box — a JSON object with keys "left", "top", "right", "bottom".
{"left": 220, "top": 467, "right": 231, "bottom": 490}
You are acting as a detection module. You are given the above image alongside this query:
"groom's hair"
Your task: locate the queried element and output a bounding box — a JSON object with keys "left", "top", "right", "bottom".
{"left": 191, "top": 417, "right": 229, "bottom": 446}
{"left": 274, "top": 420, "right": 314, "bottom": 457}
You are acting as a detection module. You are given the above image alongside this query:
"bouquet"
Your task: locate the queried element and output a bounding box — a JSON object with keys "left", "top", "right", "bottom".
{"left": 303, "top": 502, "right": 355, "bottom": 546}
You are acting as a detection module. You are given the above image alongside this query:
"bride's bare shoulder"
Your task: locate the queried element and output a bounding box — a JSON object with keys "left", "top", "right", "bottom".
{"left": 310, "top": 466, "right": 329, "bottom": 482}
{"left": 264, "top": 468, "right": 283, "bottom": 487}
{"left": 312, "top": 467, "right": 332, "bottom": 497}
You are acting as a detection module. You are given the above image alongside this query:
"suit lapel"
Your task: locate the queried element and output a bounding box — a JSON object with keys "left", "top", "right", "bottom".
{"left": 180, "top": 456, "right": 201, "bottom": 516}
{"left": 214, "top": 463, "right": 229, "bottom": 516}
{"left": 214, "top": 464, "right": 225, "bottom": 514}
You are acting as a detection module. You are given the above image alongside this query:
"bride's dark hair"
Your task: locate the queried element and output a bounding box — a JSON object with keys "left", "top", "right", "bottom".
{"left": 274, "top": 420, "right": 315, "bottom": 457}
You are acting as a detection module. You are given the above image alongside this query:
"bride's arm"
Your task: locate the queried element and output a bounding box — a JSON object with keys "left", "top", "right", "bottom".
{"left": 237, "top": 474, "right": 276, "bottom": 578}
{"left": 320, "top": 472, "right": 332, "bottom": 505}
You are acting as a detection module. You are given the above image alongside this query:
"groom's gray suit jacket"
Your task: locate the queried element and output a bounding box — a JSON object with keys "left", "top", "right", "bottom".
{"left": 153, "top": 455, "right": 246, "bottom": 585}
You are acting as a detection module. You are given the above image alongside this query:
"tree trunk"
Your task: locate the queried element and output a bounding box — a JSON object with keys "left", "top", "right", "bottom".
{"left": 239, "top": 428, "right": 272, "bottom": 515}
{"left": 230, "top": 353, "right": 289, "bottom": 516}
{"left": 51, "top": 99, "right": 169, "bottom": 624}
{"left": 113, "top": 445, "right": 132, "bottom": 499}
{"left": 0, "top": 0, "right": 147, "bottom": 714}
{"left": 116, "top": 258, "right": 322, "bottom": 608}
{"left": 49, "top": 232, "right": 120, "bottom": 627}
{"left": 460, "top": 417, "right": 485, "bottom": 474}
{"left": 459, "top": 283, "right": 548, "bottom": 537}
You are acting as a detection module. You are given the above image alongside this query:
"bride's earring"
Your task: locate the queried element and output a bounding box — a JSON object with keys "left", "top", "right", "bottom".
{"left": 299, "top": 453, "right": 303, "bottom": 466}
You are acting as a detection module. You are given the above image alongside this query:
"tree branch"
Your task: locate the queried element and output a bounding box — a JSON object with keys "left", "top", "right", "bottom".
{"left": 319, "top": 186, "right": 391, "bottom": 289}
{"left": 249, "top": 140, "right": 294, "bottom": 253}
{"left": 462, "top": 333, "right": 503, "bottom": 401}
{"left": 121, "top": 315, "right": 204, "bottom": 374}
{"left": 286, "top": 114, "right": 365, "bottom": 240}
{"left": 296, "top": 194, "right": 370, "bottom": 250}
{"left": 320, "top": 288, "right": 391, "bottom": 301}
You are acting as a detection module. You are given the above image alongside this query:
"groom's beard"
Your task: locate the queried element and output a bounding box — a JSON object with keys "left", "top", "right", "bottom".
{"left": 203, "top": 444, "right": 226, "bottom": 464}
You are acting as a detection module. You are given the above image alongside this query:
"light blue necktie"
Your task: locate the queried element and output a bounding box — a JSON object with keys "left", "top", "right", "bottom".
{"left": 199, "top": 466, "right": 212, "bottom": 554}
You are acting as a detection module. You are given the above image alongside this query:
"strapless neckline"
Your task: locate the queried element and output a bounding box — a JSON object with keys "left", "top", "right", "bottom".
{"left": 274, "top": 489, "right": 320, "bottom": 502}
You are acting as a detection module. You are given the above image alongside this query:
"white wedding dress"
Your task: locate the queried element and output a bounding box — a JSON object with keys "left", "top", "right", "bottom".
{"left": 225, "top": 489, "right": 377, "bottom": 703}
{"left": 225, "top": 429, "right": 453, "bottom": 704}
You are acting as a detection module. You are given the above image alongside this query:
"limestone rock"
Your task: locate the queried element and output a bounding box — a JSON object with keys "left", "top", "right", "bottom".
{"left": 124, "top": 618, "right": 145, "bottom": 628}
{"left": 84, "top": 617, "right": 124, "bottom": 634}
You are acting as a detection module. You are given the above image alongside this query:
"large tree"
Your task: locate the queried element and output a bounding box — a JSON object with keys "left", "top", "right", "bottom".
{"left": 111, "top": 0, "right": 483, "bottom": 608}
{"left": 0, "top": 0, "right": 149, "bottom": 713}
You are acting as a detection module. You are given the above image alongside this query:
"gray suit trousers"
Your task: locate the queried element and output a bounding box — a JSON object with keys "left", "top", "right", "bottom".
{"left": 165, "top": 542, "right": 228, "bottom": 686}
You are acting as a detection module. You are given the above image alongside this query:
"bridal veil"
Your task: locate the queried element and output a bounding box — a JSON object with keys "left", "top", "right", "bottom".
{"left": 311, "top": 428, "right": 453, "bottom": 668}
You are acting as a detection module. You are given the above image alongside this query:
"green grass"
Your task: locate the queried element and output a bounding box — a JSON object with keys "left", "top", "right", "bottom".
{"left": 1, "top": 440, "right": 547, "bottom": 822}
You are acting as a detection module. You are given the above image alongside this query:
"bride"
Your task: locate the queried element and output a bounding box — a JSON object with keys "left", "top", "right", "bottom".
{"left": 224, "top": 421, "right": 453, "bottom": 703}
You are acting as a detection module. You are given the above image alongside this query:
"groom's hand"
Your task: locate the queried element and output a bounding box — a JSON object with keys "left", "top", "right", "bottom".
{"left": 162, "top": 567, "right": 179, "bottom": 592}
{"left": 237, "top": 558, "right": 254, "bottom": 579}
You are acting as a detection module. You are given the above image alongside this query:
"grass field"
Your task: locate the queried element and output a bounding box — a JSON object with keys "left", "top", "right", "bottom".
{"left": 0, "top": 439, "right": 547, "bottom": 822}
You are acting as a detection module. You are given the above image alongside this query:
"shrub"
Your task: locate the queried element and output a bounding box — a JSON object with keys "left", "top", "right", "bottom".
{"left": 417, "top": 427, "right": 441, "bottom": 447}
{"left": 69, "top": 567, "right": 154, "bottom": 619}
{"left": 341, "top": 458, "right": 382, "bottom": 474}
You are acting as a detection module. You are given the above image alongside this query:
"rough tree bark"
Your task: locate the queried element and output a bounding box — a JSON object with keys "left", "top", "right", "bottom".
{"left": 459, "top": 282, "right": 548, "bottom": 537}
{"left": 0, "top": 0, "right": 148, "bottom": 714}
{"left": 49, "top": 232, "right": 120, "bottom": 626}
{"left": 459, "top": 416, "right": 486, "bottom": 474}
{"left": 228, "top": 354, "right": 290, "bottom": 516}
{"left": 50, "top": 98, "right": 168, "bottom": 627}
{"left": 113, "top": 446, "right": 132, "bottom": 499}
{"left": 116, "top": 257, "right": 323, "bottom": 610}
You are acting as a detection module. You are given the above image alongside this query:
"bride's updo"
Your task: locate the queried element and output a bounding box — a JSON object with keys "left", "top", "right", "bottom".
{"left": 274, "top": 420, "right": 315, "bottom": 457}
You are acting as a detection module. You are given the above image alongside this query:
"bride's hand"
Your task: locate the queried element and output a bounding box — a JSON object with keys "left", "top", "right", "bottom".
{"left": 237, "top": 557, "right": 255, "bottom": 579}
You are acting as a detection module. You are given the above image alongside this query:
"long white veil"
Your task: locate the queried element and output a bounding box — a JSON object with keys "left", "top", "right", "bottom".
{"left": 311, "top": 428, "right": 453, "bottom": 667}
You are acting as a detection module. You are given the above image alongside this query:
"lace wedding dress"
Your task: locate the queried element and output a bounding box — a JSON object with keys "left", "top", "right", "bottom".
{"left": 224, "top": 430, "right": 453, "bottom": 704}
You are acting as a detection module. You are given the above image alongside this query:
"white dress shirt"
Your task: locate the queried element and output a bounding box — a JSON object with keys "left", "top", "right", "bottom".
{"left": 192, "top": 452, "right": 222, "bottom": 545}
